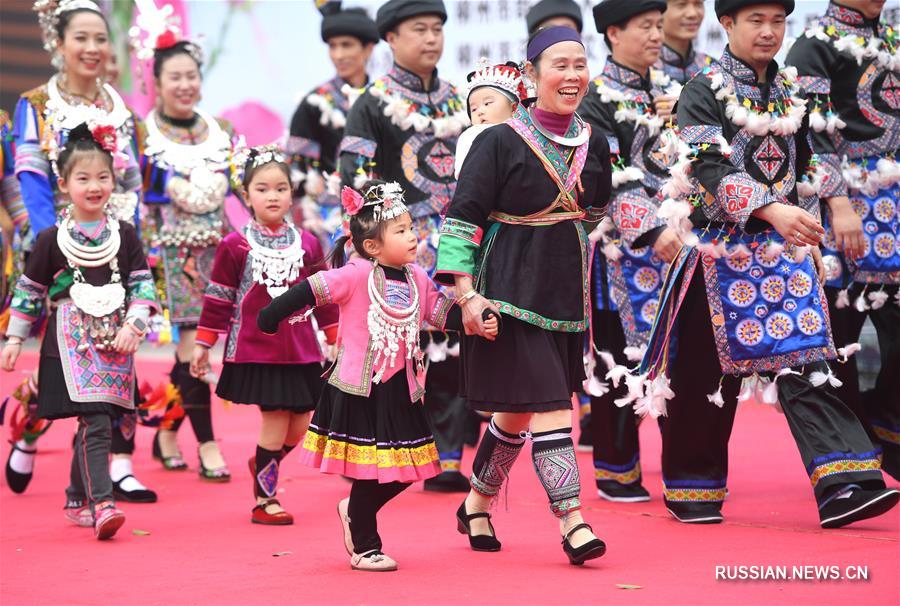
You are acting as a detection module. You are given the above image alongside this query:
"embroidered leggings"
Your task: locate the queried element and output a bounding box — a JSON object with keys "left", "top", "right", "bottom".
{"left": 347, "top": 480, "right": 411, "bottom": 553}
{"left": 66, "top": 413, "right": 114, "bottom": 513}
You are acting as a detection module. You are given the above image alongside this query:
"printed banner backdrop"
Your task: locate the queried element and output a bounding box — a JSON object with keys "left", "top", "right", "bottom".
{"left": 178, "top": 0, "right": 896, "bottom": 143}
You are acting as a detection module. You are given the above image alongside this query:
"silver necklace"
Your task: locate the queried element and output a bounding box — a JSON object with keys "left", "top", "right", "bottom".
{"left": 56, "top": 215, "right": 126, "bottom": 319}
{"left": 366, "top": 263, "right": 421, "bottom": 383}
{"left": 245, "top": 223, "right": 305, "bottom": 299}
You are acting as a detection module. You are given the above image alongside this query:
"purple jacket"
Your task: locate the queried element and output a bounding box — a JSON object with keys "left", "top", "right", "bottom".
{"left": 197, "top": 223, "right": 338, "bottom": 363}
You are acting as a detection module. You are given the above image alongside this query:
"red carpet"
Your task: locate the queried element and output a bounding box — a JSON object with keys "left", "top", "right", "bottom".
{"left": 1, "top": 348, "right": 897, "bottom": 606}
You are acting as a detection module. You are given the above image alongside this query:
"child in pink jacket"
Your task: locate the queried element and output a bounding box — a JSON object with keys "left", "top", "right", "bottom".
{"left": 258, "top": 180, "right": 496, "bottom": 572}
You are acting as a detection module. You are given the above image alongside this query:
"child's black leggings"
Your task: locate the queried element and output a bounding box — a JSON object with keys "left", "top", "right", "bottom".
{"left": 347, "top": 479, "right": 411, "bottom": 553}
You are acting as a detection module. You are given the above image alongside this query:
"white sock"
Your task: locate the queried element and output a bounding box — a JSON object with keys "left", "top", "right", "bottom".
{"left": 109, "top": 458, "right": 148, "bottom": 491}
{"left": 9, "top": 440, "right": 36, "bottom": 474}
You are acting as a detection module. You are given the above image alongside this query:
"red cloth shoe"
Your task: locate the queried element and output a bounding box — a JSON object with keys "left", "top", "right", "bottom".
{"left": 251, "top": 498, "right": 294, "bottom": 525}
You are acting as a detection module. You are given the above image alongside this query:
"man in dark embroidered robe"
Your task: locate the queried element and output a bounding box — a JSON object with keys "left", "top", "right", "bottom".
{"left": 288, "top": 2, "right": 378, "bottom": 244}
{"left": 787, "top": 0, "right": 900, "bottom": 481}
{"left": 578, "top": 0, "right": 682, "bottom": 503}
{"left": 642, "top": 0, "right": 898, "bottom": 527}
{"left": 657, "top": 0, "right": 712, "bottom": 84}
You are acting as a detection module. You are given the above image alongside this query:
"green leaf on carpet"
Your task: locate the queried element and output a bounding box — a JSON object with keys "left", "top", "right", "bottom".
{"left": 132, "top": 529, "right": 151, "bottom": 536}
{"left": 616, "top": 584, "right": 643, "bottom": 590}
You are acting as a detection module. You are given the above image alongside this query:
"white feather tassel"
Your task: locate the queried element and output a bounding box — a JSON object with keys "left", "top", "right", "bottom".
{"left": 868, "top": 289, "right": 889, "bottom": 310}
{"left": 809, "top": 368, "right": 842, "bottom": 388}
{"left": 706, "top": 386, "right": 725, "bottom": 408}
{"left": 623, "top": 345, "right": 646, "bottom": 363}
{"left": 605, "top": 365, "right": 630, "bottom": 389}
{"left": 836, "top": 343, "right": 861, "bottom": 363}
{"left": 835, "top": 288, "right": 850, "bottom": 309}
{"left": 602, "top": 241, "right": 623, "bottom": 261}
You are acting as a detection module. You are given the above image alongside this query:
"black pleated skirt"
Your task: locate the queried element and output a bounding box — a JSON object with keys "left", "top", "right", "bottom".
{"left": 216, "top": 362, "right": 324, "bottom": 411}
{"left": 299, "top": 371, "right": 441, "bottom": 482}
{"left": 460, "top": 315, "right": 583, "bottom": 412}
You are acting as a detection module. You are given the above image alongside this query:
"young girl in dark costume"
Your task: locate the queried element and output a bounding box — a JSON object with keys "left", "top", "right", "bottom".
{"left": 191, "top": 146, "right": 338, "bottom": 525}
{"left": 1, "top": 122, "right": 157, "bottom": 539}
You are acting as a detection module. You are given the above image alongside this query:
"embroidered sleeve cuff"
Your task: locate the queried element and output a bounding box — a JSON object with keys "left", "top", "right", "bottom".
{"left": 286, "top": 135, "right": 321, "bottom": 161}
{"left": 195, "top": 327, "right": 218, "bottom": 348}
{"left": 13, "top": 143, "right": 50, "bottom": 178}
{"left": 611, "top": 191, "right": 665, "bottom": 248}
{"left": 816, "top": 153, "right": 848, "bottom": 199}
{"left": 10, "top": 275, "right": 48, "bottom": 319}
{"left": 427, "top": 295, "right": 454, "bottom": 331}
{"left": 339, "top": 136, "right": 376, "bottom": 159}
{"left": 434, "top": 221, "right": 481, "bottom": 284}
{"left": 205, "top": 281, "right": 237, "bottom": 303}
{"left": 716, "top": 173, "right": 772, "bottom": 228}
{"left": 308, "top": 274, "right": 333, "bottom": 306}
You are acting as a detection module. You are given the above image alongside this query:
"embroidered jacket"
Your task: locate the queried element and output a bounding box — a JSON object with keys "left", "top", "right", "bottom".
{"left": 0, "top": 110, "right": 24, "bottom": 231}
{"left": 579, "top": 61, "right": 681, "bottom": 247}
{"left": 13, "top": 79, "right": 143, "bottom": 235}
{"left": 260, "top": 257, "right": 454, "bottom": 401}
{"left": 139, "top": 109, "right": 238, "bottom": 325}
{"left": 676, "top": 47, "right": 817, "bottom": 228}
{"left": 786, "top": 2, "right": 899, "bottom": 286}
{"left": 435, "top": 104, "right": 611, "bottom": 333}
{"left": 196, "top": 222, "right": 338, "bottom": 364}
{"left": 1, "top": 109, "right": 25, "bottom": 315}
{"left": 338, "top": 63, "right": 469, "bottom": 225}
{"left": 655, "top": 42, "right": 713, "bottom": 85}
{"left": 7, "top": 219, "right": 157, "bottom": 353}
{"left": 578, "top": 60, "right": 680, "bottom": 345}
{"left": 289, "top": 76, "right": 366, "bottom": 176}
{"left": 639, "top": 49, "right": 837, "bottom": 381}
{"left": 787, "top": 2, "right": 899, "bottom": 197}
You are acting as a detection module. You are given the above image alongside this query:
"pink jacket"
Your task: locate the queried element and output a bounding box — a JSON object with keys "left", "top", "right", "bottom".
{"left": 309, "top": 258, "right": 453, "bottom": 401}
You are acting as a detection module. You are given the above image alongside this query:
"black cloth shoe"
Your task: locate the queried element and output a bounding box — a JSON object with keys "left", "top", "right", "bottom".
{"left": 666, "top": 502, "right": 724, "bottom": 524}
{"left": 424, "top": 471, "right": 470, "bottom": 493}
{"left": 112, "top": 475, "right": 158, "bottom": 503}
{"left": 5, "top": 443, "right": 35, "bottom": 494}
{"left": 597, "top": 481, "right": 650, "bottom": 503}
{"left": 819, "top": 488, "right": 900, "bottom": 529}
{"left": 562, "top": 523, "right": 606, "bottom": 566}
{"left": 456, "top": 501, "right": 501, "bottom": 552}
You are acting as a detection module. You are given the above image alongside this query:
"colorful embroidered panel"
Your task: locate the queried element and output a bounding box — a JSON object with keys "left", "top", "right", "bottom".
{"left": 822, "top": 167, "right": 900, "bottom": 286}
{"left": 698, "top": 230, "right": 836, "bottom": 375}
{"left": 57, "top": 302, "right": 135, "bottom": 407}
{"left": 608, "top": 244, "right": 666, "bottom": 348}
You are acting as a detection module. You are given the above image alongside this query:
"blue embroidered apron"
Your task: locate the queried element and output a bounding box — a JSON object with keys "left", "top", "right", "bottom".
{"left": 642, "top": 230, "right": 836, "bottom": 376}
{"left": 822, "top": 157, "right": 900, "bottom": 287}
{"left": 607, "top": 244, "right": 666, "bottom": 348}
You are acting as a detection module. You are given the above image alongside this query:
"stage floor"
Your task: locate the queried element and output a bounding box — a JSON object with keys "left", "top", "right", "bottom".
{"left": 1, "top": 347, "right": 897, "bottom": 606}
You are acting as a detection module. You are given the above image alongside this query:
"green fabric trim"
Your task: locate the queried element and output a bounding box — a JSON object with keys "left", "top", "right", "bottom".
{"left": 436, "top": 235, "right": 479, "bottom": 279}
{"left": 48, "top": 269, "right": 74, "bottom": 299}
{"left": 489, "top": 300, "right": 587, "bottom": 333}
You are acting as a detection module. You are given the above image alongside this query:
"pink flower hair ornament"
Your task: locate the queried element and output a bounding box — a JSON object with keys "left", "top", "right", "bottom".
{"left": 341, "top": 186, "right": 365, "bottom": 216}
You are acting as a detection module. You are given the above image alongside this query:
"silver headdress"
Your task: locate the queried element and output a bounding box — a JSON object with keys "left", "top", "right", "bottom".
{"left": 34, "top": 0, "right": 103, "bottom": 68}
{"left": 363, "top": 182, "right": 408, "bottom": 223}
